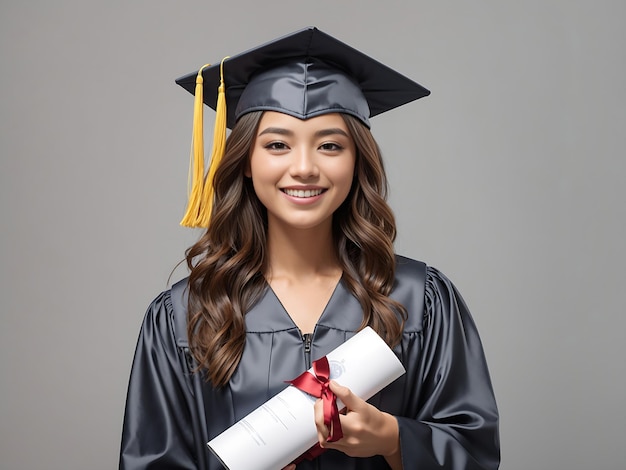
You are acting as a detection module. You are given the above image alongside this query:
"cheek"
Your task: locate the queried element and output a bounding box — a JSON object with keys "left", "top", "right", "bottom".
{"left": 246, "top": 151, "right": 263, "bottom": 179}
{"left": 247, "top": 155, "right": 265, "bottom": 181}
{"left": 249, "top": 167, "right": 272, "bottom": 189}
{"left": 337, "top": 160, "right": 356, "bottom": 189}
{"left": 248, "top": 160, "right": 276, "bottom": 205}
{"left": 248, "top": 153, "right": 283, "bottom": 181}
{"left": 250, "top": 178, "right": 270, "bottom": 210}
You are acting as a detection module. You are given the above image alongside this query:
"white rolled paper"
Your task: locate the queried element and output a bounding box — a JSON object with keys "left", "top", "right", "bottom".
{"left": 207, "top": 326, "right": 406, "bottom": 470}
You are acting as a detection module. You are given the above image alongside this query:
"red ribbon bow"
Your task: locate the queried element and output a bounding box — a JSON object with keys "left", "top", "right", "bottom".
{"left": 287, "top": 356, "right": 343, "bottom": 443}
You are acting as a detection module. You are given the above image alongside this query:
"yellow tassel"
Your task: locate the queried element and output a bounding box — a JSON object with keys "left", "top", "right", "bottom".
{"left": 180, "top": 63, "right": 212, "bottom": 227}
{"left": 197, "top": 56, "right": 229, "bottom": 227}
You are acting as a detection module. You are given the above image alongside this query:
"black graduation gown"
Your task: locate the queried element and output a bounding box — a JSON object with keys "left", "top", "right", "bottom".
{"left": 120, "top": 256, "right": 500, "bottom": 469}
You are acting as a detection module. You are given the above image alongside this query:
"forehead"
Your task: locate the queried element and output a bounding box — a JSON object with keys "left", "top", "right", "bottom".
{"left": 256, "top": 111, "right": 351, "bottom": 134}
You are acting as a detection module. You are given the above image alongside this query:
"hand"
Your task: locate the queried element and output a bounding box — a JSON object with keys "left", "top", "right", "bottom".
{"left": 281, "top": 465, "right": 296, "bottom": 470}
{"left": 314, "top": 381, "right": 401, "bottom": 464}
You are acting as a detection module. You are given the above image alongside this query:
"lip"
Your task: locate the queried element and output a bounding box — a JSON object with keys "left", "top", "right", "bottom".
{"left": 280, "top": 186, "right": 327, "bottom": 205}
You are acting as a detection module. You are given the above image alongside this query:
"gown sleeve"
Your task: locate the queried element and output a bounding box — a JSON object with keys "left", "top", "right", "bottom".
{"left": 119, "top": 291, "right": 198, "bottom": 470}
{"left": 396, "top": 267, "right": 500, "bottom": 469}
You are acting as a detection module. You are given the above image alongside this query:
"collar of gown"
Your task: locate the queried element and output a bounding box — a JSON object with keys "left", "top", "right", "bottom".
{"left": 244, "top": 278, "right": 364, "bottom": 333}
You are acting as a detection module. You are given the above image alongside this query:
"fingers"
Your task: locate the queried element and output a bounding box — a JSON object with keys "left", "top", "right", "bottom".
{"left": 314, "top": 381, "right": 353, "bottom": 449}
{"left": 329, "top": 380, "right": 364, "bottom": 412}
{"left": 316, "top": 382, "right": 399, "bottom": 459}
{"left": 315, "top": 381, "right": 373, "bottom": 451}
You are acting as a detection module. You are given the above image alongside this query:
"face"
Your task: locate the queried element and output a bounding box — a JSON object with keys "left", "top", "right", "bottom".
{"left": 247, "top": 111, "right": 356, "bottom": 233}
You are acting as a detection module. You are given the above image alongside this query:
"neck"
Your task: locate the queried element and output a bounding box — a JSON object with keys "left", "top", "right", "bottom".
{"left": 265, "top": 219, "right": 340, "bottom": 281}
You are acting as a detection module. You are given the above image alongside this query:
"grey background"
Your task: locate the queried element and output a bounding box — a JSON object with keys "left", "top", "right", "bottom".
{"left": 1, "top": 1, "right": 624, "bottom": 469}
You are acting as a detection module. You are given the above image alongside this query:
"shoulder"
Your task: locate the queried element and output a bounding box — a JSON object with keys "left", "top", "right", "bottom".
{"left": 392, "top": 255, "right": 427, "bottom": 332}
{"left": 138, "top": 289, "right": 174, "bottom": 339}
{"left": 393, "top": 255, "right": 470, "bottom": 333}
{"left": 393, "top": 254, "right": 460, "bottom": 301}
{"left": 138, "top": 278, "right": 189, "bottom": 350}
{"left": 418, "top": 264, "right": 483, "bottom": 344}
{"left": 421, "top": 264, "right": 470, "bottom": 316}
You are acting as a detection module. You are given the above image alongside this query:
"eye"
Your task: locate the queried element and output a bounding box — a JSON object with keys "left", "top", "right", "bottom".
{"left": 265, "top": 141, "right": 289, "bottom": 151}
{"left": 319, "top": 142, "right": 343, "bottom": 152}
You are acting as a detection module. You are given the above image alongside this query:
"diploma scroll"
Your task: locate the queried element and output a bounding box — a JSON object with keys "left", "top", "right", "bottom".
{"left": 207, "top": 326, "right": 406, "bottom": 470}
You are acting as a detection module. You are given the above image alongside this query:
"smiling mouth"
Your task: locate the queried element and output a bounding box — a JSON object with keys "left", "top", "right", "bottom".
{"left": 282, "top": 188, "right": 325, "bottom": 198}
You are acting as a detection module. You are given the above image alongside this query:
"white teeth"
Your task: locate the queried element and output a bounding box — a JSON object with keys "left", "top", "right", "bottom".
{"left": 284, "top": 188, "right": 324, "bottom": 198}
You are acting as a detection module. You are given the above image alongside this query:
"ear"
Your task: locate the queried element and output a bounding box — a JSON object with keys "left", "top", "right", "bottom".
{"left": 244, "top": 161, "right": 252, "bottom": 178}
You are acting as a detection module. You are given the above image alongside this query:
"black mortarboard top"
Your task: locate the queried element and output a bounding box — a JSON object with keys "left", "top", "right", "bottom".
{"left": 175, "top": 26, "right": 430, "bottom": 129}
{"left": 176, "top": 27, "right": 430, "bottom": 228}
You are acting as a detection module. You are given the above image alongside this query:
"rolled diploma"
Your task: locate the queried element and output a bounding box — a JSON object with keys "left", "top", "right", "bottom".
{"left": 207, "top": 326, "right": 406, "bottom": 470}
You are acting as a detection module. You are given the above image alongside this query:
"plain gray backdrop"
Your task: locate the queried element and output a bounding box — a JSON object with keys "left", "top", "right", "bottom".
{"left": 1, "top": 1, "right": 624, "bottom": 469}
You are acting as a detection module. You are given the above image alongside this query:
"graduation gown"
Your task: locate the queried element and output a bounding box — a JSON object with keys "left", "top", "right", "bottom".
{"left": 120, "top": 256, "right": 500, "bottom": 469}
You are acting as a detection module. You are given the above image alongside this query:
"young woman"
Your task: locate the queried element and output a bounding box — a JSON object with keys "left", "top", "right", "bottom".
{"left": 120, "top": 27, "right": 500, "bottom": 470}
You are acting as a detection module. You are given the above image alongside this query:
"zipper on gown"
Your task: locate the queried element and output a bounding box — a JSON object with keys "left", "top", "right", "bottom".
{"left": 302, "top": 332, "right": 313, "bottom": 368}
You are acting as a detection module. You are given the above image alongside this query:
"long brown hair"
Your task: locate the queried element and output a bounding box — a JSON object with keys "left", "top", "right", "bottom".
{"left": 185, "top": 111, "right": 406, "bottom": 386}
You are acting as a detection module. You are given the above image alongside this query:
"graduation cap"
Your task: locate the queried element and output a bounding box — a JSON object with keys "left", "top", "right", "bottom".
{"left": 176, "top": 26, "right": 430, "bottom": 228}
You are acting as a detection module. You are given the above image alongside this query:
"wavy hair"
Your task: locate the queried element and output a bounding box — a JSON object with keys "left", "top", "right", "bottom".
{"left": 186, "top": 111, "right": 406, "bottom": 386}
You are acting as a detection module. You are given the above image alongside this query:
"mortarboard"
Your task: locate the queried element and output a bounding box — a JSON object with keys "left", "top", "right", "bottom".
{"left": 176, "top": 26, "right": 430, "bottom": 228}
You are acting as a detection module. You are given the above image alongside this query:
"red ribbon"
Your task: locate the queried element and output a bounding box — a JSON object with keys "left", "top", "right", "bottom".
{"left": 287, "top": 356, "right": 343, "bottom": 443}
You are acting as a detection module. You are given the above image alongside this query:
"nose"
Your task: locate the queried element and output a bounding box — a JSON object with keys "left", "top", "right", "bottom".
{"left": 289, "top": 147, "right": 319, "bottom": 179}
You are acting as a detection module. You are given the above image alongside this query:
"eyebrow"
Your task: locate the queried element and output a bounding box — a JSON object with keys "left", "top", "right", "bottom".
{"left": 258, "top": 127, "right": 350, "bottom": 139}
